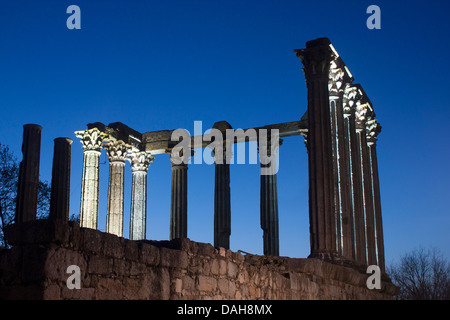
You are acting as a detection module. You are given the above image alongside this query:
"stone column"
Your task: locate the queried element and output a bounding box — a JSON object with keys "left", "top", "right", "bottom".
{"left": 343, "top": 85, "right": 359, "bottom": 261}
{"left": 49, "top": 137, "right": 73, "bottom": 222}
{"left": 355, "top": 102, "right": 376, "bottom": 266}
{"left": 15, "top": 124, "right": 42, "bottom": 223}
{"left": 126, "top": 150, "right": 154, "bottom": 240}
{"left": 213, "top": 146, "right": 232, "bottom": 249}
{"left": 104, "top": 140, "right": 130, "bottom": 237}
{"left": 75, "top": 128, "right": 107, "bottom": 229}
{"left": 258, "top": 133, "right": 280, "bottom": 256}
{"left": 366, "top": 118, "right": 385, "bottom": 271}
{"left": 169, "top": 153, "right": 189, "bottom": 240}
{"left": 295, "top": 38, "right": 337, "bottom": 260}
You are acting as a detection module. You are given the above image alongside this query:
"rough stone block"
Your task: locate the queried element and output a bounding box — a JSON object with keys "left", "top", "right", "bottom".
{"left": 123, "top": 239, "right": 139, "bottom": 261}
{"left": 227, "top": 261, "right": 238, "bottom": 278}
{"left": 160, "top": 247, "right": 188, "bottom": 269}
{"left": 80, "top": 228, "right": 103, "bottom": 255}
{"left": 139, "top": 242, "right": 160, "bottom": 266}
{"left": 197, "top": 275, "right": 217, "bottom": 292}
{"left": 88, "top": 255, "right": 113, "bottom": 275}
{"left": 102, "top": 233, "right": 124, "bottom": 259}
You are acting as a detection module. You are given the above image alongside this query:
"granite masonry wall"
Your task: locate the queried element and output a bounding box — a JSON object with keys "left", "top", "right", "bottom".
{"left": 0, "top": 220, "right": 398, "bottom": 300}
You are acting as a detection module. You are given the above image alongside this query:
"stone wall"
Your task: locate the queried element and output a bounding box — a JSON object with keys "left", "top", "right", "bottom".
{"left": 0, "top": 220, "right": 397, "bottom": 300}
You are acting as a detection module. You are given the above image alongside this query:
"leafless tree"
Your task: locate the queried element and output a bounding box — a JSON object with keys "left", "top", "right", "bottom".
{"left": 0, "top": 142, "right": 51, "bottom": 247}
{"left": 388, "top": 247, "right": 450, "bottom": 300}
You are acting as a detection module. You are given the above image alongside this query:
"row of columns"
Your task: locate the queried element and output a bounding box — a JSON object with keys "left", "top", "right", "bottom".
{"left": 74, "top": 127, "right": 281, "bottom": 255}
{"left": 15, "top": 124, "right": 73, "bottom": 224}
{"left": 295, "top": 38, "right": 385, "bottom": 270}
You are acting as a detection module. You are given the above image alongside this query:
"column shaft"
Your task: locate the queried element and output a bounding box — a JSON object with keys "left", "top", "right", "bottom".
{"left": 260, "top": 166, "right": 279, "bottom": 256}
{"left": 170, "top": 164, "right": 188, "bottom": 239}
{"left": 130, "top": 171, "right": 147, "bottom": 240}
{"left": 106, "top": 161, "right": 125, "bottom": 237}
{"left": 214, "top": 162, "right": 231, "bottom": 249}
{"left": 369, "top": 143, "right": 385, "bottom": 271}
{"left": 79, "top": 151, "right": 101, "bottom": 229}
{"left": 307, "top": 77, "right": 337, "bottom": 257}
{"left": 49, "top": 138, "right": 72, "bottom": 222}
{"left": 15, "top": 124, "right": 42, "bottom": 223}
{"left": 75, "top": 128, "right": 106, "bottom": 230}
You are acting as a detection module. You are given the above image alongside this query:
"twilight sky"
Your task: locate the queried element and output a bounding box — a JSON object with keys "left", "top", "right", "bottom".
{"left": 1, "top": 0, "right": 449, "bottom": 265}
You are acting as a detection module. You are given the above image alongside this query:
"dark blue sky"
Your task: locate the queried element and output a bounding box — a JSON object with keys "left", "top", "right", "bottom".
{"left": 1, "top": 0, "right": 449, "bottom": 264}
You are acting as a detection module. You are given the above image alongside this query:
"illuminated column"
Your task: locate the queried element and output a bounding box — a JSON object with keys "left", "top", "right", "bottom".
{"left": 295, "top": 38, "right": 337, "bottom": 259}
{"left": 258, "top": 134, "right": 280, "bottom": 256}
{"left": 329, "top": 61, "right": 355, "bottom": 259}
{"left": 16, "top": 124, "right": 42, "bottom": 223}
{"left": 169, "top": 152, "right": 189, "bottom": 240}
{"left": 49, "top": 137, "right": 73, "bottom": 222}
{"left": 355, "top": 101, "right": 376, "bottom": 266}
{"left": 104, "top": 140, "right": 130, "bottom": 237}
{"left": 75, "top": 128, "right": 107, "bottom": 229}
{"left": 213, "top": 145, "right": 232, "bottom": 249}
{"left": 366, "top": 118, "right": 385, "bottom": 271}
{"left": 126, "top": 150, "right": 154, "bottom": 240}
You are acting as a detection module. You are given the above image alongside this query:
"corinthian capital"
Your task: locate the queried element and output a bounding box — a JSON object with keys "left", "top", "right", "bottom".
{"left": 355, "top": 101, "right": 369, "bottom": 130}
{"left": 343, "top": 85, "right": 358, "bottom": 117}
{"left": 328, "top": 60, "right": 345, "bottom": 94}
{"left": 295, "top": 38, "right": 334, "bottom": 80}
{"left": 126, "top": 150, "right": 155, "bottom": 172}
{"left": 366, "top": 118, "right": 381, "bottom": 145}
{"left": 103, "top": 140, "right": 132, "bottom": 162}
{"left": 75, "top": 128, "right": 108, "bottom": 152}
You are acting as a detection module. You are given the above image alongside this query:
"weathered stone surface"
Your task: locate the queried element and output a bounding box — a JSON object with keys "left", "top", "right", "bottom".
{"left": 0, "top": 221, "right": 398, "bottom": 300}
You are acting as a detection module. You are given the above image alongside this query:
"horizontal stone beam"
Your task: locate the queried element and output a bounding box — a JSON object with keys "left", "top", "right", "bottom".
{"left": 142, "top": 119, "right": 308, "bottom": 153}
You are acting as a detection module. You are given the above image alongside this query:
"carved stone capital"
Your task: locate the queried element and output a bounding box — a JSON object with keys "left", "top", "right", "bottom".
{"left": 168, "top": 148, "right": 193, "bottom": 166}
{"left": 343, "top": 85, "right": 358, "bottom": 117}
{"left": 366, "top": 118, "right": 381, "bottom": 145}
{"left": 75, "top": 128, "right": 108, "bottom": 152}
{"left": 103, "top": 140, "right": 131, "bottom": 163}
{"left": 329, "top": 60, "right": 345, "bottom": 95}
{"left": 295, "top": 38, "right": 334, "bottom": 81}
{"left": 212, "top": 145, "right": 233, "bottom": 164}
{"left": 126, "top": 150, "right": 155, "bottom": 172}
{"left": 355, "top": 101, "right": 369, "bottom": 130}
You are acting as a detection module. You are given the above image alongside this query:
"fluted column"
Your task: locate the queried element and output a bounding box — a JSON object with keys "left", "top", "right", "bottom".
{"left": 258, "top": 134, "right": 280, "bottom": 256}
{"left": 49, "top": 137, "right": 73, "bottom": 222}
{"left": 213, "top": 146, "right": 232, "bottom": 249}
{"left": 329, "top": 61, "right": 354, "bottom": 259}
{"left": 366, "top": 118, "right": 385, "bottom": 271}
{"left": 75, "top": 128, "right": 107, "bottom": 229}
{"left": 104, "top": 140, "right": 130, "bottom": 237}
{"left": 169, "top": 153, "right": 189, "bottom": 240}
{"left": 295, "top": 38, "right": 337, "bottom": 259}
{"left": 126, "top": 150, "right": 154, "bottom": 240}
{"left": 355, "top": 102, "right": 376, "bottom": 266}
{"left": 16, "top": 124, "right": 42, "bottom": 223}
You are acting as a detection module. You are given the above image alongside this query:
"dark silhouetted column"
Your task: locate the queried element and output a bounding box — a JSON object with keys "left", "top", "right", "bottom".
{"left": 366, "top": 117, "right": 385, "bottom": 271}
{"left": 170, "top": 160, "right": 188, "bottom": 240}
{"left": 16, "top": 124, "right": 42, "bottom": 223}
{"left": 49, "top": 137, "right": 73, "bottom": 222}
{"left": 258, "top": 133, "right": 280, "bottom": 256}
{"left": 214, "top": 147, "right": 232, "bottom": 249}
{"left": 295, "top": 38, "right": 338, "bottom": 260}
